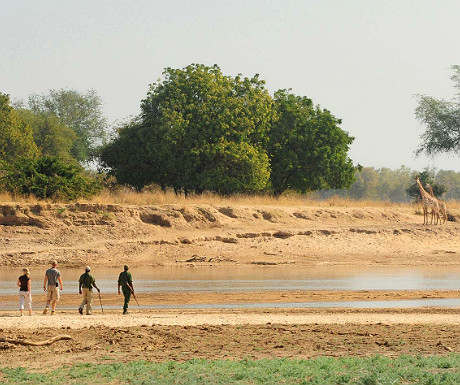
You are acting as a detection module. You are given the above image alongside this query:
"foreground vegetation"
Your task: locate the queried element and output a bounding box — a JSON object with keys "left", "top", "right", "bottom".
{"left": 1, "top": 355, "right": 459, "bottom": 385}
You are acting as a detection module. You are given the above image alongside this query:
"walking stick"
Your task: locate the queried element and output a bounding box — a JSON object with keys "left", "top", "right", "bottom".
{"left": 98, "top": 291, "right": 104, "bottom": 314}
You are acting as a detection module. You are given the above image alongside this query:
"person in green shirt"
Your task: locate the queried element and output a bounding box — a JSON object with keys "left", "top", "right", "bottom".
{"left": 118, "top": 265, "right": 134, "bottom": 315}
{"left": 78, "top": 266, "right": 100, "bottom": 315}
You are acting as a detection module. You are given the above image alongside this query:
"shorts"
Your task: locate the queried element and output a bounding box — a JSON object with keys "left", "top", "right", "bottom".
{"left": 47, "top": 285, "right": 60, "bottom": 302}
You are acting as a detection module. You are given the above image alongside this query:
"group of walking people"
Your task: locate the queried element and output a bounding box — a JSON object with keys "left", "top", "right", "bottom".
{"left": 17, "top": 261, "right": 135, "bottom": 316}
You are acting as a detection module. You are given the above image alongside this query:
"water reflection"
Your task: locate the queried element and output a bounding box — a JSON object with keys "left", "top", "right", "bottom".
{"left": 112, "top": 297, "right": 460, "bottom": 310}
{"left": 0, "top": 265, "right": 459, "bottom": 296}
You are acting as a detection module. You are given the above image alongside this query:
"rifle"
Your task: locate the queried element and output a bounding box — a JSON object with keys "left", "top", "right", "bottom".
{"left": 127, "top": 283, "right": 140, "bottom": 307}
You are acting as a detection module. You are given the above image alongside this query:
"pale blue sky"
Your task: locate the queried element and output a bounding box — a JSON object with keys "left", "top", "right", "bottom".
{"left": 1, "top": 0, "right": 459, "bottom": 171}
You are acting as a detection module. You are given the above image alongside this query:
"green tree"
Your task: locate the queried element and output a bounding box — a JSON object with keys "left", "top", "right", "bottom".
{"left": 102, "top": 64, "right": 274, "bottom": 194}
{"left": 0, "top": 156, "right": 101, "bottom": 200}
{"left": 0, "top": 93, "right": 39, "bottom": 163}
{"left": 415, "top": 65, "right": 460, "bottom": 156}
{"left": 268, "top": 89, "right": 356, "bottom": 196}
{"left": 27, "top": 89, "right": 107, "bottom": 162}
{"left": 99, "top": 119, "right": 157, "bottom": 190}
{"left": 406, "top": 170, "right": 446, "bottom": 201}
{"left": 15, "top": 109, "right": 77, "bottom": 162}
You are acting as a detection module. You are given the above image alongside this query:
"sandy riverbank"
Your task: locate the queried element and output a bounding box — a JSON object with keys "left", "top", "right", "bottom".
{"left": 1, "top": 203, "right": 459, "bottom": 268}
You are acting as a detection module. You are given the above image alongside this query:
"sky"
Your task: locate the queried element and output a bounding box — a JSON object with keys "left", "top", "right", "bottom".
{"left": 1, "top": 0, "right": 459, "bottom": 171}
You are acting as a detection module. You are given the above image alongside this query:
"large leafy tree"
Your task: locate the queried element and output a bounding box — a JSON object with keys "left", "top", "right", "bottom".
{"left": 0, "top": 93, "right": 39, "bottom": 164}
{"left": 16, "top": 109, "right": 77, "bottom": 162}
{"left": 415, "top": 65, "right": 460, "bottom": 156}
{"left": 268, "top": 89, "right": 356, "bottom": 196}
{"left": 102, "top": 64, "right": 274, "bottom": 194}
{"left": 27, "top": 89, "right": 107, "bottom": 162}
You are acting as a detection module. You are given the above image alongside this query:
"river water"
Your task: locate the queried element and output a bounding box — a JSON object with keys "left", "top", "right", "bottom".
{"left": 1, "top": 265, "right": 459, "bottom": 309}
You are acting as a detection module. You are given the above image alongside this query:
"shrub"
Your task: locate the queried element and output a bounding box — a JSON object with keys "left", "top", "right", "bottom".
{"left": 0, "top": 156, "right": 101, "bottom": 200}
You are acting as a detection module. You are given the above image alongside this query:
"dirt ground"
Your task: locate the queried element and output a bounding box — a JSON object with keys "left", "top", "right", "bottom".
{"left": 1, "top": 308, "right": 460, "bottom": 369}
{"left": 1, "top": 202, "right": 460, "bottom": 369}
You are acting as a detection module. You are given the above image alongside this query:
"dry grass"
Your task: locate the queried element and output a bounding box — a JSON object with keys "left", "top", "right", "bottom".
{"left": 1, "top": 189, "right": 459, "bottom": 209}
{"left": 446, "top": 199, "right": 460, "bottom": 210}
{"left": 0, "top": 192, "right": 41, "bottom": 204}
{"left": 81, "top": 189, "right": 417, "bottom": 208}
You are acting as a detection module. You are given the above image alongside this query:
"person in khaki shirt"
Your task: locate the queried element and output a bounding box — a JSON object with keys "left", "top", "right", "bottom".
{"left": 78, "top": 266, "right": 100, "bottom": 315}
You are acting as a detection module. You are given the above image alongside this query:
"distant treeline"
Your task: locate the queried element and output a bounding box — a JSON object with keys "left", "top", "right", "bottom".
{"left": 314, "top": 167, "right": 460, "bottom": 202}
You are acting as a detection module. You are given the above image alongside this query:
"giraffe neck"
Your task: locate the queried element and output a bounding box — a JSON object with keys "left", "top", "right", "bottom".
{"left": 416, "top": 180, "right": 430, "bottom": 199}
{"left": 427, "top": 185, "right": 435, "bottom": 197}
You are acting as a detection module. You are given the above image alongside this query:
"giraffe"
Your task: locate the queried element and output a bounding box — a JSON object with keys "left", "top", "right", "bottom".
{"left": 415, "top": 177, "right": 440, "bottom": 225}
{"left": 425, "top": 183, "right": 447, "bottom": 225}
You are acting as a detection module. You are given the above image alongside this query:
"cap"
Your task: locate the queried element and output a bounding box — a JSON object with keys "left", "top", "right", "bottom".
{"left": 124, "top": 264, "right": 129, "bottom": 271}
{"left": 85, "top": 266, "right": 91, "bottom": 272}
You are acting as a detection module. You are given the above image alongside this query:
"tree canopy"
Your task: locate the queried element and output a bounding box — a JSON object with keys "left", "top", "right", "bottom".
{"left": 415, "top": 65, "right": 460, "bottom": 157}
{"left": 27, "top": 89, "right": 107, "bottom": 162}
{"left": 15, "top": 109, "right": 77, "bottom": 162}
{"left": 268, "top": 90, "right": 356, "bottom": 196}
{"left": 0, "top": 93, "right": 39, "bottom": 164}
{"left": 101, "top": 64, "right": 357, "bottom": 195}
{"left": 102, "top": 64, "right": 274, "bottom": 194}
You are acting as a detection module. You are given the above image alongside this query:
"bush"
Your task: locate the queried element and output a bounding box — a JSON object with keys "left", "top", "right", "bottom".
{"left": 0, "top": 156, "right": 101, "bottom": 200}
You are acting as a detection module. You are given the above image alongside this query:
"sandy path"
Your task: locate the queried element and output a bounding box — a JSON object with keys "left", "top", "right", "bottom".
{"left": 1, "top": 309, "right": 460, "bottom": 369}
{"left": 2, "top": 308, "right": 460, "bottom": 329}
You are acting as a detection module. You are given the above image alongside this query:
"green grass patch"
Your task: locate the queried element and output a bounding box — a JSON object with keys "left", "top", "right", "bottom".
{"left": 1, "top": 355, "right": 459, "bottom": 384}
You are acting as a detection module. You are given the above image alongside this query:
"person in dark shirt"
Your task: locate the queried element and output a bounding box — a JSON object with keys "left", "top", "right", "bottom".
{"left": 78, "top": 266, "right": 100, "bottom": 315}
{"left": 17, "top": 268, "right": 32, "bottom": 316}
{"left": 118, "top": 265, "right": 134, "bottom": 315}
